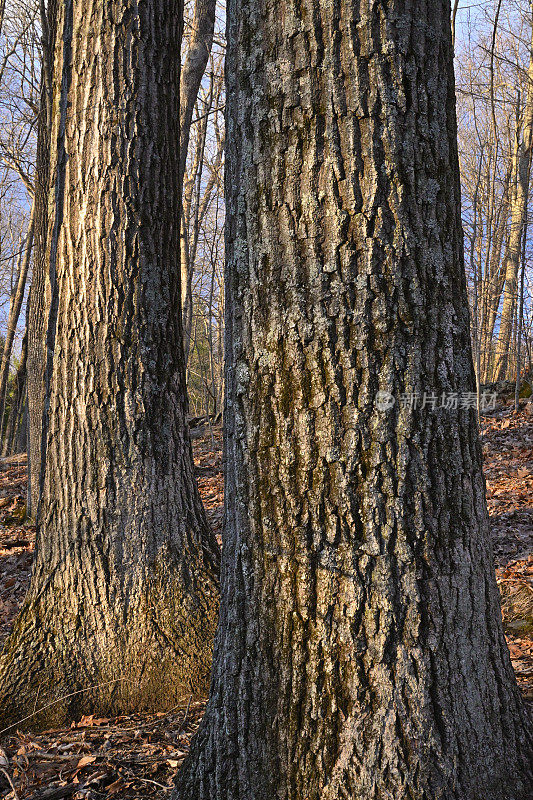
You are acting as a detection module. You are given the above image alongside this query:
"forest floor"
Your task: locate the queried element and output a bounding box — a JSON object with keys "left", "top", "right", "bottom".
{"left": 0, "top": 414, "right": 531, "bottom": 798}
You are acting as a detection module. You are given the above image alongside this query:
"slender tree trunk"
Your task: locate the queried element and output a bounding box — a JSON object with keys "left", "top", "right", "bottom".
{"left": 176, "top": 0, "right": 533, "bottom": 796}
{"left": 5, "top": 290, "right": 32, "bottom": 459}
{"left": 180, "top": 0, "right": 216, "bottom": 187}
{"left": 468, "top": 148, "right": 482, "bottom": 399}
{"left": 0, "top": 0, "right": 219, "bottom": 731}
{"left": 14, "top": 401, "right": 27, "bottom": 456}
{"left": 2, "top": 331, "right": 27, "bottom": 457}
{"left": 514, "top": 227, "right": 526, "bottom": 411}
{"left": 26, "top": 0, "right": 57, "bottom": 522}
{"left": 494, "top": 24, "right": 533, "bottom": 381}
{"left": 480, "top": 172, "right": 509, "bottom": 381}
{"left": 179, "top": 0, "right": 216, "bottom": 330}
{"left": 181, "top": 210, "right": 195, "bottom": 361}
{"left": 0, "top": 202, "right": 34, "bottom": 438}
{"left": 182, "top": 84, "right": 210, "bottom": 362}
{"left": 451, "top": 0, "right": 459, "bottom": 48}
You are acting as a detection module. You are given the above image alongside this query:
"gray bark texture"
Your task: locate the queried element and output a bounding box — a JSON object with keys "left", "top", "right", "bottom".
{"left": 26, "top": 0, "right": 57, "bottom": 521}
{"left": 0, "top": 0, "right": 219, "bottom": 731}
{"left": 176, "top": 0, "right": 533, "bottom": 797}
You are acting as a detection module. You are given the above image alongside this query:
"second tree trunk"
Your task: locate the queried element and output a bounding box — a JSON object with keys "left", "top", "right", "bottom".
{"left": 0, "top": 0, "right": 219, "bottom": 730}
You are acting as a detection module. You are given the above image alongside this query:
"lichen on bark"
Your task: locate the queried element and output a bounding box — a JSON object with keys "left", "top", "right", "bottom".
{"left": 175, "top": 0, "right": 533, "bottom": 797}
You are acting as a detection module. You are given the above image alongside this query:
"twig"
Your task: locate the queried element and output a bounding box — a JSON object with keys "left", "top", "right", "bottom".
{"left": 176, "top": 695, "right": 193, "bottom": 738}
{"left": 0, "top": 678, "right": 130, "bottom": 736}
{"left": 18, "top": 753, "right": 88, "bottom": 762}
{"left": 135, "top": 778, "right": 172, "bottom": 791}
{"left": 496, "top": 577, "right": 533, "bottom": 588}
{"left": 0, "top": 766, "right": 20, "bottom": 800}
{"left": 25, "top": 785, "right": 76, "bottom": 800}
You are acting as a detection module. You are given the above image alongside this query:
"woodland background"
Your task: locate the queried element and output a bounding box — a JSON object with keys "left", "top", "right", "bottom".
{"left": 0, "top": 0, "right": 531, "bottom": 798}
{"left": 0, "top": 1, "right": 533, "bottom": 429}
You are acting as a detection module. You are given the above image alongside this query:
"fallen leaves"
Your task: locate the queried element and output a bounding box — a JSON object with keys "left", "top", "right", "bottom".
{"left": 0, "top": 705, "right": 204, "bottom": 799}
{"left": 0, "top": 435, "right": 220, "bottom": 799}
{"left": 0, "top": 417, "right": 531, "bottom": 799}
{"left": 192, "top": 427, "right": 223, "bottom": 544}
{"left": 75, "top": 717, "right": 110, "bottom": 729}
{"left": 482, "top": 406, "right": 533, "bottom": 703}
{"left": 75, "top": 756, "right": 96, "bottom": 770}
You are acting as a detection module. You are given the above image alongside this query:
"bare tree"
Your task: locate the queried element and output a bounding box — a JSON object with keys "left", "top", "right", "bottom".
{"left": 456, "top": 0, "right": 533, "bottom": 385}
{"left": 0, "top": 196, "right": 33, "bottom": 435}
{"left": 182, "top": 49, "right": 225, "bottom": 365}
{"left": 494, "top": 11, "right": 533, "bottom": 379}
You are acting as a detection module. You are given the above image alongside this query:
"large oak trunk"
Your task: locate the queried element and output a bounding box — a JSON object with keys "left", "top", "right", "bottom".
{"left": 0, "top": 0, "right": 219, "bottom": 730}
{"left": 176, "top": 0, "right": 533, "bottom": 797}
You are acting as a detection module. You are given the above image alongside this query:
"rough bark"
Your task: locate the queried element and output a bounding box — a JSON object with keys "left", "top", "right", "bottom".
{"left": 0, "top": 0, "right": 219, "bottom": 731}
{"left": 26, "top": 0, "right": 57, "bottom": 521}
{"left": 0, "top": 202, "right": 34, "bottom": 438}
{"left": 176, "top": 0, "right": 533, "bottom": 797}
{"left": 494, "top": 22, "right": 533, "bottom": 381}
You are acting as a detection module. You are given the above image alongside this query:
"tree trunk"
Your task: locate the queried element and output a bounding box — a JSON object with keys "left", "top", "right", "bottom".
{"left": 176, "top": 0, "right": 533, "bottom": 796}
{"left": 514, "top": 214, "right": 527, "bottom": 412}
{"left": 480, "top": 171, "right": 509, "bottom": 382}
{"left": 26, "top": 0, "right": 57, "bottom": 522}
{"left": 179, "top": 0, "right": 216, "bottom": 337}
{"left": 0, "top": 202, "right": 34, "bottom": 438}
{"left": 14, "top": 400, "right": 27, "bottom": 456}
{"left": 0, "top": 0, "right": 219, "bottom": 731}
{"left": 181, "top": 78, "right": 210, "bottom": 363}
{"left": 179, "top": 0, "right": 216, "bottom": 188}
{"left": 2, "top": 330, "right": 27, "bottom": 457}
{"left": 494, "top": 24, "right": 533, "bottom": 381}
